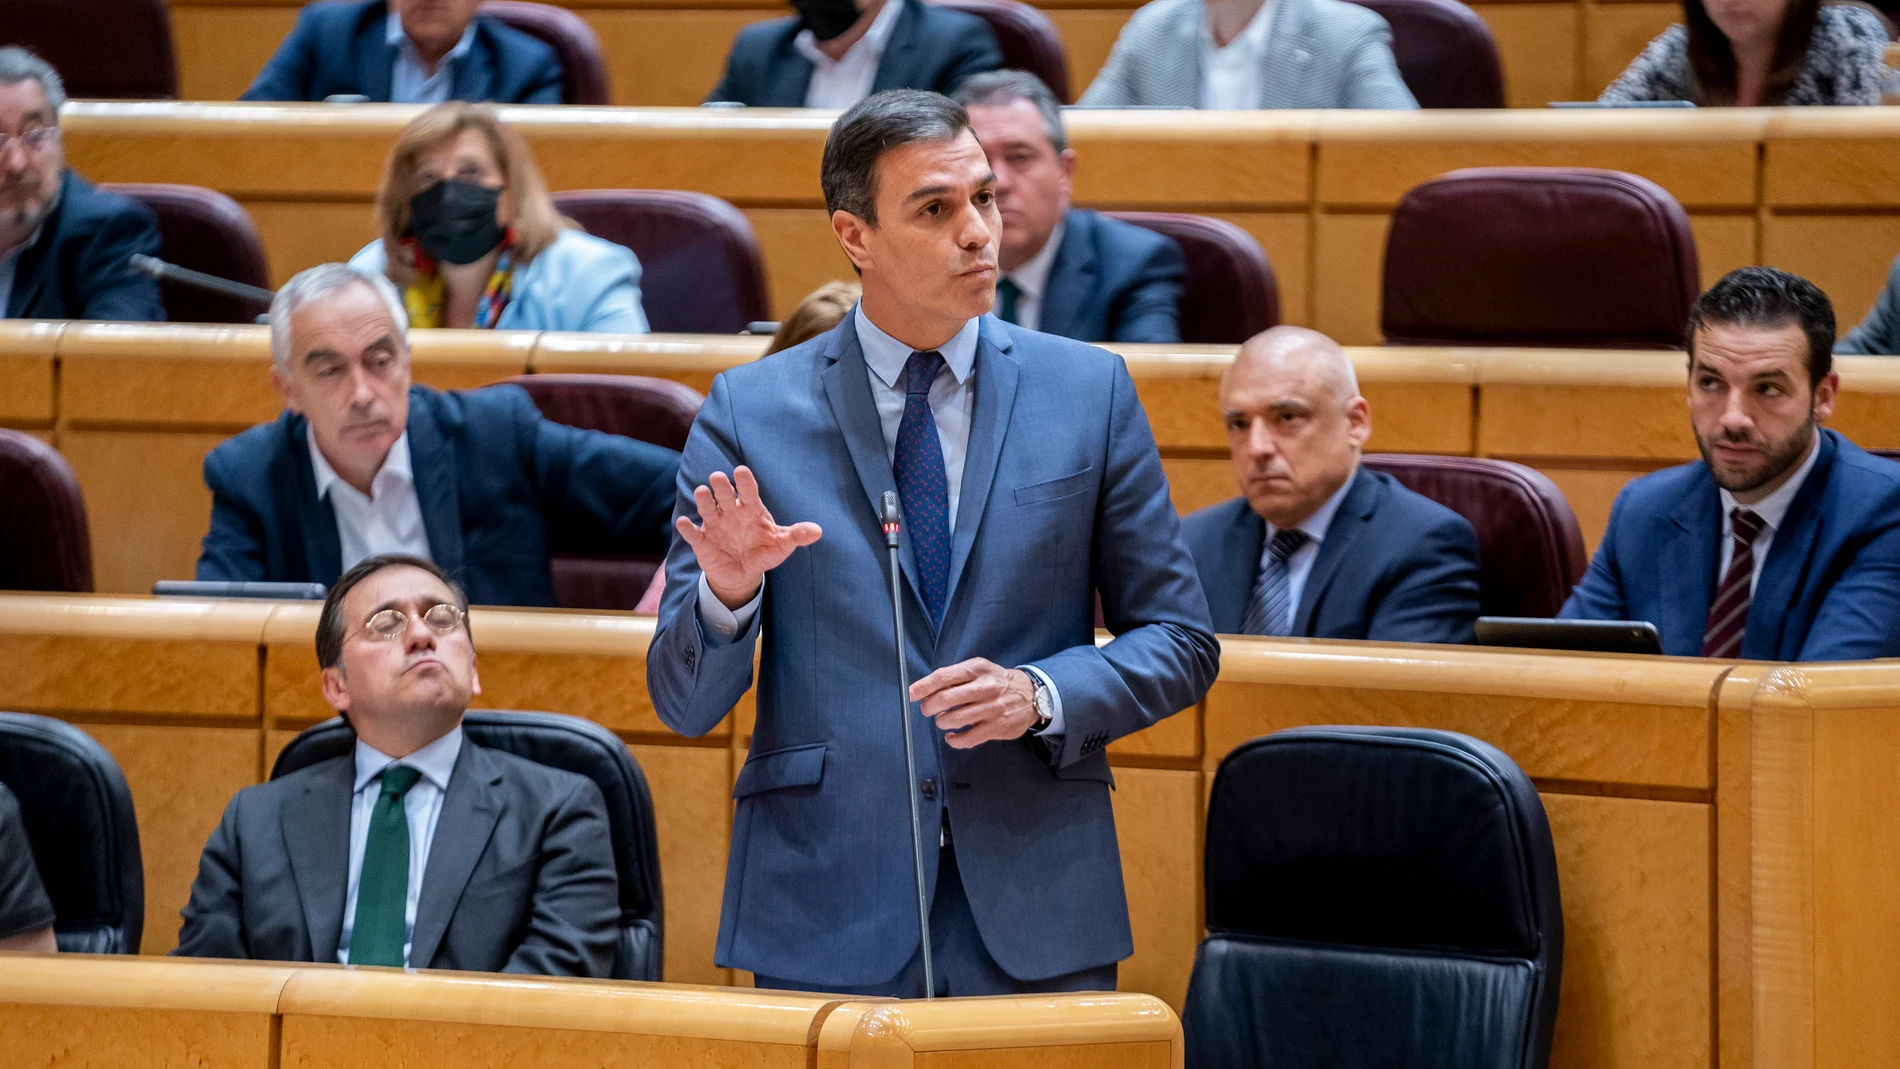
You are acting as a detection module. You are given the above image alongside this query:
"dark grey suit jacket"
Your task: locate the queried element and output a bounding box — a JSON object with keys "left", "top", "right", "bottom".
{"left": 174, "top": 738, "right": 619, "bottom": 976}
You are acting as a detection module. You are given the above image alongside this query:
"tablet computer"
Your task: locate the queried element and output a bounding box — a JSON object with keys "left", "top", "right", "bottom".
{"left": 1475, "top": 617, "right": 1663, "bottom": 655}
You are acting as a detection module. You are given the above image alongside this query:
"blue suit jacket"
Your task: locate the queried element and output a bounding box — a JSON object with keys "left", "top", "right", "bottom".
{"left": 1181, "top": 467, "right": 1482, "bottom": 642}
{"left": 646, "top": 315, "right": 1219, "bottom": 985}
{"left": 1038, "top": 208, "right": 1185, "bottom": 345}
{"left": 1560, "top": 429, "right": 1900, "bottom": 660}
{"left": 196, "top": 384, "right": 679, "bottom": 607}
{"left": 351, "top": 229, "right": 651, "bottom": 334}
{"left": 241, "top": 0, "right": 564, "bottom": 104}
{"left": 6, "top": 172, "right": 162, "bottom": 322}
{"left": 705, "top": 0, "right": 1002, "bottom": 106}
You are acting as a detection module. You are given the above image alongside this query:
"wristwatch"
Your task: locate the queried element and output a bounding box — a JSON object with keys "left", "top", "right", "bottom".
{"left": 1026, "top": 671, "right": 1053, "bottom": 735}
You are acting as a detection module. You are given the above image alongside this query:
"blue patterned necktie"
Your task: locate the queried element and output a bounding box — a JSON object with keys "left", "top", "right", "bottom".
{"left": 893, "top": 350, "right": 951, "bottom": 624}
{"left": 1241, "top": 528, "right": 1311, "bottom": 637}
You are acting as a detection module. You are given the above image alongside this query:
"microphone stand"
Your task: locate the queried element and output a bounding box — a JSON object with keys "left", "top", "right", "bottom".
{"left": 881, "top": 490, "right": 936, "bottom": 1000}
{"left": 130, "top": 255, "right": 277, "bottom": 320}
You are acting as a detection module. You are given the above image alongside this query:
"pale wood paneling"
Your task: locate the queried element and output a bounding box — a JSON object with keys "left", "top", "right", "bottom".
{"left": 1762, "top": 214, "right": 1900, "bottom": 335}
{"left": 1474, "top": 3, "right": 1582, "bottom": 108}
{"left": 1110, "top": 768, "right": 1200, "bottom": 1011}
{"left": 1161, "top": 457, "right": 1233, "bottom": 517}
{"left": 0, "top": 957, "right": 293, "bottom": 1069}
{"left": 631, "top": 743, "right": 734, "bottom": 986}
{"left": 1205, "top": 212, "right": 1309, "bottom": 329}
{"left": 588, "top": 9, "right": 778, "bottom": 106}
{"left": 61, "top": 430, "right": 225, "bottom": 596}
{"left": 1045, "top": 9, "right": 1136, "bottom": 94}
{"left": 1687, "top": 213, "right": 1759, "bottom": 289}
{"left": 0, "top": 354, "right": 54, "bottom": 425}
{"left": 1312, "top": 212, "right": 1389, "bottom": 345}
{"left": 241, "top": 201, "right": 378, "bottom": 287}
{"left": 738, "top": 208, "right": 852, "bottom": 321}
{"left": 1530, "top": 465, "right": 1657, "bottom": 551}
{"left": 1580, "top": 3, "right": 1680, "bottom": 100}
{"left": 171, "top": 6, "right": 300, "bottom": 102}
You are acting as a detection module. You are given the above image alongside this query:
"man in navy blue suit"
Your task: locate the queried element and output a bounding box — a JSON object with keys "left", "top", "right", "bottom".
{"left": 706, "top": 0, "right": 1000, "bottom": 107}
{"left": 196, "top": 262, "right": 678, "bottom": 607}
{"left": 1561, "top": 267, "right": 1900, "bottom": 661}
{"left": 242, "top": 0, "right": 564, "bottom": 104}
{"left": 956, "top": 71, "right": 1184, "bottom": 344}
{"left": 1181, "top": 326, "right": 1481, "bottom": 641}
{"left": 647, "top": 91, "right": 1218, "bottom": 996}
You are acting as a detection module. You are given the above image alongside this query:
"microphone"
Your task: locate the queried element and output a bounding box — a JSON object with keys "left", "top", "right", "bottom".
{"left": 131, "top": 255, "right": 277, "bottom": 307}
{"left": 881, "top": 490, "right": 937, "bottom": 999}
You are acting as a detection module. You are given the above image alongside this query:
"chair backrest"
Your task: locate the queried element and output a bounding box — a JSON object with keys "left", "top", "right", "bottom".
{"left": 1104, "top": 212, "right": 1279, "bottom": 344}
{"left": 501, "top": 373, "right": 703, "bottom": 610}
{"left": 1383, "top": 168, "right": 1700, "bottom": 349}
{"left": 4, "top": 0, "right": 177, "bottom": 99}
{"left": 550, "top": 190, "right": 770, "bottom": 334}
{"left": 931, "top": 0, "right": 1072, "bottom": 102}
{"left": 1344, "top": 0, "right": 1504, "bottom": 107}
{"left": 1186, "top": 726, "right": 1562, "bottom": 1069}
{"left": 1361, "top": 454, "right": 1585, "bottom": 617}
{"left": 478, "top": 1, "right": 612, "bottom": 105}
{"left": 103, "top": 183, "right": 272, "bottom": 325}
{"left": 271, "top": 711, "right": 664, "bottom": 980}
{"left": 0, "top": 429, "right": 93, "bottom": 593}
{"left": 0, "top": 713, "right": 143, "bottom": 954}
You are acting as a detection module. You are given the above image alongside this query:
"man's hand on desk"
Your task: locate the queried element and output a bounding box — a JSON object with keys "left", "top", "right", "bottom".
{"left": 911, "top": 658, "right": 1039, "bottom": 749}
{"left": 675, "top": 465, "right": 822, "bottom": 609}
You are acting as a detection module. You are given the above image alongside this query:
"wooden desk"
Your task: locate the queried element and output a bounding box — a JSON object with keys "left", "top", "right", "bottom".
{"left": 57, "top": 104, "right": 1900, "bottom": 345}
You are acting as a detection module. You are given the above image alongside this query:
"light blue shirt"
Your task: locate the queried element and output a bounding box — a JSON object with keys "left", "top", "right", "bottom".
{"left": 387, "top": 11, "right": 477, "bottom": 105}
{"left": 1258, "top": 469, "right": 1357, "bottom": 634}
{"left": 337, "top": 726, "right": 463, "bottom": 967}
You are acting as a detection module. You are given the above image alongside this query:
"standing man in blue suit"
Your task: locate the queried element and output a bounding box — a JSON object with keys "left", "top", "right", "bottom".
{"left": 196, "top": 263, "right": 679, "bottom": 607}
{"left": 706, "top": 0, "right": 1001, "bottom": 108}
{"left": 1562, "top": 267, "right": 1900, "bottom": 661}
{"left": 955, "top": 71, "right": 1185, "bottom": 345}
{"left": 1181, "top": 326, "right": 1481, "bottom": 641}
{"left": 647, "top": 90, "right": 1218, "bottom": 996}
{"left": 242, "top": 0, "right": 565, "bottom": 105}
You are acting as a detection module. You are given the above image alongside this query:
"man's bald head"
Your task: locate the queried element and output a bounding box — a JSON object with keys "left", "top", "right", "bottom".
{"left": 1220, "top": 326, "right": 1372, "bottom": 529}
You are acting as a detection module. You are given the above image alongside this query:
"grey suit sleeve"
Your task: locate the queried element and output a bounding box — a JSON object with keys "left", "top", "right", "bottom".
{"left": 1837, "top": 254, "right": 1900, "bottom": 355}
{"left": 1364, "top": 513, "right": 1481, "bottom": 644}
{"left": 173, "top": 794, "right": 250, "bottom": 959}
{"left": 502, "top": 778, "right": 620, "bottom": 978}
{"left": 1342, "top": 20, "right": 1418, "bottom": 109}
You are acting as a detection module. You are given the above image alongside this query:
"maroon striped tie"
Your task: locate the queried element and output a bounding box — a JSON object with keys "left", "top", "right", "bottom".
{"left": 1702, "top": 508, "right": 1767, "bottom": 658}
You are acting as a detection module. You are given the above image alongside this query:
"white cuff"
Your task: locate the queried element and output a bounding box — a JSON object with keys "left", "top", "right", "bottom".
{"left": 1019, "top": 664, "right": 1065, "bottom": 738}
{"left": 697, "top": 573, "right": 761, "bottom": 645}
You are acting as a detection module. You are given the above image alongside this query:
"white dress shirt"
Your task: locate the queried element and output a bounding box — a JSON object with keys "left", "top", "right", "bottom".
{"left": 1198, "top": 0, "right": 1277, "bottom": 110}
{"left": 1256, "top": 469, "right": 1355, "bottom": 633}
{"left": 795, "top": 0, "right": 903, "bottom": 109}
{"left": 1001, "top": 218, "right": 1065, "bottom": 332}
{"left": 309, "top": 428, "right": 433, "bottom": 571}
{"left": 1716, "top": 433, "right": 1822, "bottom": 596}
{"left": 388, "top": 11, "right": 478, "bottom": 105}
{"left": 336, "top": 726, "right": 463, "bottom": 966}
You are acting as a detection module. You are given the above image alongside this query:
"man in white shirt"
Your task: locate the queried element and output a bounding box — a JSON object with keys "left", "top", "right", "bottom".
{"left": 176, "top": 553, "right": 619, "bottom": 974}
{"left": 705, "top": 0, "right": 1001, "bottom": 107}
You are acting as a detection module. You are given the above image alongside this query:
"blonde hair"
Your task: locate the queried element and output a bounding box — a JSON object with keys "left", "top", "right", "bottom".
{"left": 766, "top": 281, "right": 861, "bottom": 355}
{"left": 374, "top": 102, "right": 571, "bottom": 286}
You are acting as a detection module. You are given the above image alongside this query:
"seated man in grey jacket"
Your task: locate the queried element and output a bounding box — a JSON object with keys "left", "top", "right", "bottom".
{"left": 175, "top": 553, "right": 618, "bottom": 976}
{"left": 1837, "top": 254, "right": 1900, "bottom": 355}
{"left": 1078, "top": 0, "right": 1416, "bottom": 109}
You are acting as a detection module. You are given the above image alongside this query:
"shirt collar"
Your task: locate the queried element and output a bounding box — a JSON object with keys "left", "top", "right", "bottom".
{"left": 855, "top": 303, "right": 979, "bottom": 389}
{"left": 794, "top": 0, "right": 904, "bottom": 69}
{"left": 1718, "top": 430, "right": 1822, "bottom": 535}
{"left": 352, "top": 724, "right": 464, "bottom": 795}
{"left": 1200, "top": 0, "right": 1275, "bottom": 55}
{"left": 1266, "top": 466, "right": 1356, "bottom": 545}
{"left": 387, "top": 10, "right": 478, "bottom": 65}
{"left": 1006, "top": 217, "right": 1065, "bottom": 301}
{"left": 308, "top": 427, "right": 413, "bottom": 503}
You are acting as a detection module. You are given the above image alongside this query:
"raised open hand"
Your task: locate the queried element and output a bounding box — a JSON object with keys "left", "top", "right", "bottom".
{"left": 674, "top": 465, "right": 823, "bottom": 608}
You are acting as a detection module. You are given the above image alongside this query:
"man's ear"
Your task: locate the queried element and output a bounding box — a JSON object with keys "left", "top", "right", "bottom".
{"left": 320, "top": 665, "right": 351, "bottom": 714}
{"left": 469, "top": 655, "right": 482, "bottom": 698}
{"left": 831, "top": 209, "right": 874, "bottom": 274}
{"left": 271, "top": 364, "right": 302, "bottom": 414}
{"left": 1346, "top": 396, "right": 1373, "bottom": 448}
{"left": 1812, "top": 370, "right": 1840, "bottom": 424}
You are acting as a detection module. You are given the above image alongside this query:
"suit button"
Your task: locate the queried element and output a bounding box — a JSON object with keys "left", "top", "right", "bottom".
{"left": 683, "top": 647, "right": 697, "bottom": 672}
{"left": 920, "top": 778, "right": 938, "bottom": 801}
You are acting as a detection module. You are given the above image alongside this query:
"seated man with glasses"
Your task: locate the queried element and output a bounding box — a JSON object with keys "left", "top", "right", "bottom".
{"left": 175, "top": 553, "right": 620, "bottom": 975}
{"left": 0, "top": 48, "right": 163, "bottom": 322}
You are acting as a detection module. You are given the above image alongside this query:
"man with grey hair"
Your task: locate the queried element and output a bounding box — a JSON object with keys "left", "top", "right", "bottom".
{"left": 0, "top": 47, "right": 162, "bottom": 321}
{"left": 953, "top": 71, "right": 1184, "bottom": 344}
{"left": 196, "top": 261, "right": 680, "bottom": 606}
{"left": 1181, "top": 325, "right": 1481, "bottom": 641}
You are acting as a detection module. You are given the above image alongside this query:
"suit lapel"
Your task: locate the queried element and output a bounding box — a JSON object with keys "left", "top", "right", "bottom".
{"left": 870, "top": 0, "right": 920, "bottom": 92}
{"left": 1256, "top": 0, "right": 1311, "bottom": 108}
{"left": 1037, "top": 213, "right": 1095, "bottom": 341}
{"left": 1746, "top": 432, "right": 1838, "bottom": 659}
{"left": 279, "top": 756, "right": 354, "bottom": 963}
{"left": 942, "top": 319, "right": 1019, "bottom": 621}
{"left": 767, "top": 35, "right": 816, "bottom": 106}
{"left": 286, "top": 413, "right": 345, "bottom": 583}
{"left": 409, "top": 742, "right": 504, "bottom": 969}
{"left": 819, "top": 320, "right": 925, "bottom": 618}
{"left": 1661, "top": 470, "right": 1721, "bottom": 657}
{"left": 1293, "top": 467, "right": 1378, "bottom": 634}
{"left": 453, "top": 27, "right": 497, "bottom": 101}
{"left": 405, "top": 390, "right": 466, "bottom": 580}
{"left": 4, "top": 171, "right": 70, "bottom": 318}
{"left": 358, "top": 13, "right": 396, "bottom": 101}
{"left": 1214, "top": 500, "right": 1265, "bottom": 634}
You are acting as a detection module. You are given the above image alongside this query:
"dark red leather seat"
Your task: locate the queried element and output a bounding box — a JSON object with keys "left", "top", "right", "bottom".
{"left": 1361, "top": 453, "right": 1585, "bottom": 618}
{"left": 5, "top": 0, "right": 176, "bottom": 99}
{"left": 0, "top": 430, "right": 93, "bottom": 593}
{"left": 1345, "top": 0, "right": 1504, "bottom": 108}
{"left": 932, "top": 0, "right": 1071, "bottom": 102}
{"left": 502, "top": 374, "right": 703, "bottom": 612}
{"left": 1382, "top": 168, "right": 1700, "bottom": 349}
{"left": 550, "top": 190, "right": 770, "bottom": 335}
{"left": 479, "top": 1, "right": 612, "bottom": 105}
{"left": 104, "top": 184, "right": 272, "bottom": 325}
{"left": 1105, "top": 212, "right": 1279, "bottom": 344}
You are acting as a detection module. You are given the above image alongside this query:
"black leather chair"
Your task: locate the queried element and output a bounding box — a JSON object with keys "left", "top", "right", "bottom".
{"left": 104, "top": 183, "right": 273, "bottom": 325}
{"left": 0, "top": 712, "right": 143, "bottom": 953}
{"left": 1186, "top": 726, "right": 1563, "bottom": 1069}
{"left": 271, "top": 711, "right": 664, "bottom": 980}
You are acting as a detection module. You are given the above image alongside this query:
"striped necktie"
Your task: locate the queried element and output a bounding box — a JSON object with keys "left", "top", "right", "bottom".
{"left": 1702, "top": 508, "right": 1767, "bottom": 659}
{"left": 1242, "top": 528, "right": 1310, "bottom": 637}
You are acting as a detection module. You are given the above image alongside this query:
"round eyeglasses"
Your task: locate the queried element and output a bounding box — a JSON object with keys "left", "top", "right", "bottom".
{"left": 0, "top": 127, "right": 59, "bottom": 156}
{"left": 362, "top": 603, "right": 466, "bottom": 640}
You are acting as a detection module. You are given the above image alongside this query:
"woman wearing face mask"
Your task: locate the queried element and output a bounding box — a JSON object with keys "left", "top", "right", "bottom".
{"left": 350, "top": 103, "right": 649, "bottom": 333}
{"left": 1598, "top": 0, "right": 1890, "bottom": 105}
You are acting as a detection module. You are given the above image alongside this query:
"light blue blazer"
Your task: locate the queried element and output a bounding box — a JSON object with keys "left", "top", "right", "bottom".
{"left": 646, "top": 315, "right": 1220, "bottom": 986}
{"left": 350, "top": 228, "right": 649, "bottom": 333}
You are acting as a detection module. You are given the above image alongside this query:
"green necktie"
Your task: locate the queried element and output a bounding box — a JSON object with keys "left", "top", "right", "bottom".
{"left": 349, "top": 764, "right": 423, "bottom": 967}
{"left": 995, "top": 277, "right": 1022, "bottom": 324}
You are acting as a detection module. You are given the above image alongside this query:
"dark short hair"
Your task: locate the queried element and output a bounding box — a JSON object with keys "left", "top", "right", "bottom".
{"left": 821, "top": 89, "right": 973, "bottom": 227}
{"left": 315, "top": 554, "right": 470, "bottom": 670}
{"left": 1686, "top": 267, "right": 1836, "bottom": 389}
{"left": 952, "top": 70, "right": 1068, "bottom": 153}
